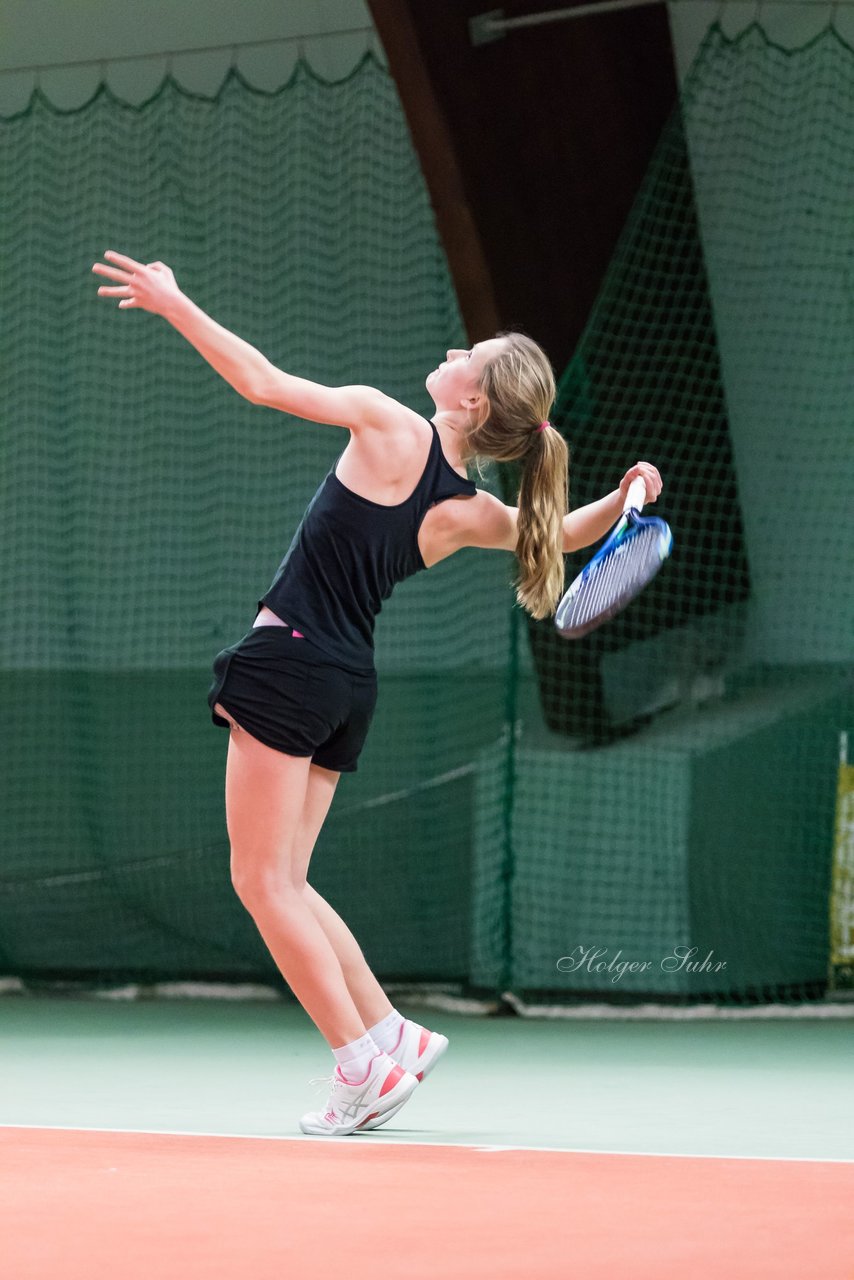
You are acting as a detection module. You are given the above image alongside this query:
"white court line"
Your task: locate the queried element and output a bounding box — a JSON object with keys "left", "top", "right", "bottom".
{"left": 2, "top": 1122, "right": 853, "bottom": 1163}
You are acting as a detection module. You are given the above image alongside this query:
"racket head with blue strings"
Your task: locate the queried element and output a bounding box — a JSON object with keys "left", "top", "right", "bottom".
{"left": 554, "top": 476, "right": 673, "bottom": 639}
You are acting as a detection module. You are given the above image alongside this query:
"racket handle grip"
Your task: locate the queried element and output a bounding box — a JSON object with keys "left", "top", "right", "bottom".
{"left": 623, "top": 475, "right": 647, "bottom": 513}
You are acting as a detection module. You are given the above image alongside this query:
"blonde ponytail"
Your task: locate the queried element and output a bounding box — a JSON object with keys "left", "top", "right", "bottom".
{"left": 461, "top": 332, "right": 569, "bottom": 620}
{"left": 514, "top": 423, "right": 569, "bottom": 618}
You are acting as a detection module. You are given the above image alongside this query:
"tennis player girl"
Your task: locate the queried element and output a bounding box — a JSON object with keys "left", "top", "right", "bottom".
{"left": 93, "top": 251, "right": 662, "bottom": 1135}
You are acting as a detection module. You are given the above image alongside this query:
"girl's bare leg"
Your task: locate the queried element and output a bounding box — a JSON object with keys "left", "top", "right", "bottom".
{"left": 291, "top": 762, "right": 395, "bottom": 1029}
{"left": 219, "top": 713, "right": 366, "bottom": 1047}
{"left": 304, "top": 884, "right": 393, "bottom": 1028}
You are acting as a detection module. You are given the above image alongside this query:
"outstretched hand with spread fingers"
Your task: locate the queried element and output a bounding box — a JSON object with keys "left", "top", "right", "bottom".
{"left": 92, "top": 250, "right": 182, "bottom": 317}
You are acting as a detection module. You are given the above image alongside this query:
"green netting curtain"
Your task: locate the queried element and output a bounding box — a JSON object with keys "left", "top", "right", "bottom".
{"left": 1, "top": 30, "right": 852, "bottom": 1004}
{"left": 0, "top": 55, "right": 514, "bottom": 988}
{"left": 493, "top": 21, "right": 854, "bottom": 1006}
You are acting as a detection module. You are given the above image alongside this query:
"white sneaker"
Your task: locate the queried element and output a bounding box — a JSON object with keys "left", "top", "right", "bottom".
{"left": 359, "top": 1020, "right": 449, "bottom": 1131}
{"left": 299, "top": 1051, "right": 419, "bottom": 1136}
{"left": 389, "top": 1019, "right": 450, "bottom": 1082}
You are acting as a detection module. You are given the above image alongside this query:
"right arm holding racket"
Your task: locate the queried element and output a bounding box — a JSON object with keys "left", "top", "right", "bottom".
{"left": 554, "top": 464, "right": 672, "bottom": 638}
{"left": 560, "top": 462, "right": 662, "bottom": 552}
{"left": 463, "top": 460, "right": 670, "bottom": 637}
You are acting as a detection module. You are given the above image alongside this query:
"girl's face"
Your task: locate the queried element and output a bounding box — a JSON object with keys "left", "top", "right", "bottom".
{"left": 426, "top": 337, "right": 507, "bottom": 413}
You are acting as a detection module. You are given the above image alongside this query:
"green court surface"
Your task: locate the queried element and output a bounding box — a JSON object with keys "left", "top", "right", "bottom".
{"left": 1, "top": 996, "right": 852, "bottom": 1161}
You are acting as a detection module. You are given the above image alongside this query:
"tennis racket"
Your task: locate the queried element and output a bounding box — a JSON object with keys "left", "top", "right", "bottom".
{"left": 554, "top": 476, "right": 673, "bottom": 639}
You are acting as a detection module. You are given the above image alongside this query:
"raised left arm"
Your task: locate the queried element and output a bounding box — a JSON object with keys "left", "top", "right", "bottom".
{"left": 162, "top": 289, "right": 384, "bottom": 426}
{"left": 92, "top": 250, "right": 397, "bottom": 429}
{"left": 249, "top": 365, "right": 397, "bottom": 429}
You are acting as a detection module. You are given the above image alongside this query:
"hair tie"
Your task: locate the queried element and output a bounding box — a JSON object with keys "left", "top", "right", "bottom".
{"left": 537, "top": 421, "right": 549, "bottom": 433}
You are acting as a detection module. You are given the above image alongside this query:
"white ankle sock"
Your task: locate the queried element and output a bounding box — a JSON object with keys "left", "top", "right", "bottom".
{"left": 332, "top": 1032, "right": 380, "bottom": 1084}
{"left": 366, "top": 1008, "right": 406, "bottom": 1057}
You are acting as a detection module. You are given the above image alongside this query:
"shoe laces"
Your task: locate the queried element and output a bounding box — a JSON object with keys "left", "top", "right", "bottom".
{"left": 309, "top": 1073, "right": 336, "bottom": 1097}
{"left": 309, "top": 1049, "right": 386, "bottom": 1097}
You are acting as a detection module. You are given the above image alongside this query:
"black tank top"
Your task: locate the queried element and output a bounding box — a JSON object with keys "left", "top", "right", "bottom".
{"left": 257, "top": 418, "right": 477, "bottom": 671}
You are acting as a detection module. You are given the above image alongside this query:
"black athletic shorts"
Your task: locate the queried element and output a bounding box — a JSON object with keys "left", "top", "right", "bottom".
{"left": 207, "top": 625, "right": 378, "bottom": 773}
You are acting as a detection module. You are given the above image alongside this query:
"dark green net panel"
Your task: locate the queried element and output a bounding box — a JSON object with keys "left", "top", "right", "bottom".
{"left": 1, "top": 31, "right": 851, "bottom": 1007}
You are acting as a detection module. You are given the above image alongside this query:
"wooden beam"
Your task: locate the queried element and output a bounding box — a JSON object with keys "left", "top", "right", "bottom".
{"left": 367, "top": 0, "right": 501, "bottom": 341}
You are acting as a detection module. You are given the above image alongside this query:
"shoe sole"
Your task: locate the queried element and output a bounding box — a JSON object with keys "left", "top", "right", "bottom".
{"left": 299, "top": 1066, "right": 419, "bottom": 1137}
{"left": 358, "top": 1034, "right": 449, "bottom": 1132}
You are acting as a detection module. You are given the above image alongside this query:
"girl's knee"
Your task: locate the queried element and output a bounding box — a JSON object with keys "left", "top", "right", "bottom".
{"left": 230, "top": 858, "right": 302, "bottom": 908}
